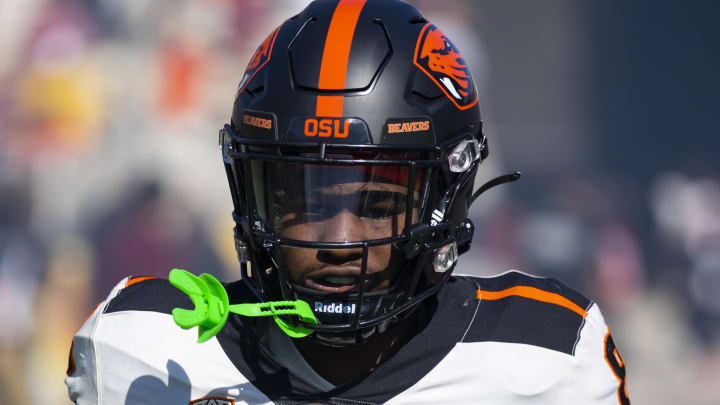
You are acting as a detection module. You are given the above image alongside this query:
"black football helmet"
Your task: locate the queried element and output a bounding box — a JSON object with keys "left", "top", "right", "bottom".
{"left": 220, "top": 0, "right": 516, "bottom": 345}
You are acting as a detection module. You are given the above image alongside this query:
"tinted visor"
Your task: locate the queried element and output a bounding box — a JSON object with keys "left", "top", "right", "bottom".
{"left": 250, "top": 155, "right": 427, "bottom": 242}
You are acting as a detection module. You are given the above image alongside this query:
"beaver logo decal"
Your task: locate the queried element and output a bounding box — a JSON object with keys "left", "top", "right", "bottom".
{"left": 236, "top": 25, "right": 281, "bottom": 97}
{"left": 414, "top": 23, "right": 478, "bottom": 110}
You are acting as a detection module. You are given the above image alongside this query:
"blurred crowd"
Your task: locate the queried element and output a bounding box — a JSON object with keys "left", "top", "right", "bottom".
{"left": 0, "top": 0, "right": 718, "bottom": 403}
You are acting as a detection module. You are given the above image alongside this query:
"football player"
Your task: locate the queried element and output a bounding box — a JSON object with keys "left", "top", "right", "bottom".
{"left": 66, "top": 0, "right": 630, "bottom": 404}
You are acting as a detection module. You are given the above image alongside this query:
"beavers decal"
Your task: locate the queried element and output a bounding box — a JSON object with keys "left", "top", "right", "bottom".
{"left": 414, "top": 23, "right": 478, "bottom": 110}
{"left": 236, "top": 25, "right": 281, "bottom": 97}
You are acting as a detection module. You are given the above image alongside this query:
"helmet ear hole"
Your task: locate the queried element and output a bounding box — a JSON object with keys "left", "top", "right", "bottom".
{"left": 244, "top": 85, "right": 264, "bottom": 97}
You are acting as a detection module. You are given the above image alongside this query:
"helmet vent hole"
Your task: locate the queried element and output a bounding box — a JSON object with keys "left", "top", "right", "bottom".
{"left": 407, "top": 16, "right": 428, "bottom": 24}
{"left": 411, "top": 90, "right": 444, "bottom": 104}
{"left": 245, "top": 85, "right": 264, "bottom": 97}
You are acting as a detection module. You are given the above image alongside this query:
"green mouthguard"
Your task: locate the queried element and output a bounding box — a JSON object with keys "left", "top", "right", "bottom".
{"left": 169, "top": 268, "right": 317, "bottom": 343}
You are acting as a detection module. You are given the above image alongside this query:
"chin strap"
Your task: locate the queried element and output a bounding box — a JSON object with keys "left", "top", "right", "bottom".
{"left": 169, "top": 269, "right": 318, "bottom": 342}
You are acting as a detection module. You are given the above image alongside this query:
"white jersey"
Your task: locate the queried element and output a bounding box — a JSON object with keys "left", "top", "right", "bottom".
{"left": 66, "top": 271, "right": 630, "bottom": 404}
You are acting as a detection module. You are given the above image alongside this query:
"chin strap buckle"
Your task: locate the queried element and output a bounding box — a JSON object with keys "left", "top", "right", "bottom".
{"left": 399, "top": 223, "right": 432, "bottom": 259}
{"left": 433, "top": 241, "right": 458, "bottom": 273}
{"left": 234, "top": 237, "right": 248, "bottom": 263}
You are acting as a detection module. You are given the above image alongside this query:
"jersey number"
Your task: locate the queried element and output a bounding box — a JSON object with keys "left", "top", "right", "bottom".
{"left": 604, "top": 331, "right": 630, "bottom": 405}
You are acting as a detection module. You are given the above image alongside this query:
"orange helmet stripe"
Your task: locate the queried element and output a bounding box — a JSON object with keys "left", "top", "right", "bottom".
{"left": 316, "top": 0, "right": 367, "bottom": 117}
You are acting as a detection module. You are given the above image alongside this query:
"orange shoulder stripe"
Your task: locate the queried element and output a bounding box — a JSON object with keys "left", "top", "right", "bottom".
{"left": 125, "top": 275, "right": 157, "bottom": 288}
{"left": 477, "top": 286, "right": 588, "bottom": 318}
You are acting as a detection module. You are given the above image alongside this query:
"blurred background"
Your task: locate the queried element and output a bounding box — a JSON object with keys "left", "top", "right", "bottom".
{"left": 0, "top": 0, "right": 718, "bottom": 403}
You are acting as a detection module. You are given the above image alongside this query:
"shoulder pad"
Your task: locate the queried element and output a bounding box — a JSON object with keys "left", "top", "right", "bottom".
{"left": 105, "top": 276, "right": 189, "bottom": 315}
{"left": 462, "top": 270, "right": 594, "bottom": 355}
{"left": 105, "top": 275, "right": 259, "bottom": 316}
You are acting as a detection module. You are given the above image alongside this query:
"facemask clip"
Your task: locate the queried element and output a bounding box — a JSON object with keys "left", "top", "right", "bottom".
{"left": 433, "top": 241, "right": 458, "bottom": 273}
{"left": 219, "top": 129, "right": 235, "bottom": 164}
{"left": 448, "top": 139, "right": 482, "bottom": 173}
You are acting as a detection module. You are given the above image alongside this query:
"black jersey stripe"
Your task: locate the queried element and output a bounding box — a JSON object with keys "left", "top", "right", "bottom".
{"left": 105, "top": 278, "right": 191, "bottom": 315}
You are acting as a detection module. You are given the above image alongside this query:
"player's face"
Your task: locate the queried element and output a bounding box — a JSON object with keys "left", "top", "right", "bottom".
{"left": 278, "top": 180, "right": 420, "bottom": 293}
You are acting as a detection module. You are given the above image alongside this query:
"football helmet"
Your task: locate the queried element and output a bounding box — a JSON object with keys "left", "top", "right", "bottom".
{"left": 220, "top": 0, "right": 516, "bottom": 345}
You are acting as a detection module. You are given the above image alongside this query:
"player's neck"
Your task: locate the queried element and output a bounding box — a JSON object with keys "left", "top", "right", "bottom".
{"left": 293, "top": 310, "right": 422, "bottom": 386}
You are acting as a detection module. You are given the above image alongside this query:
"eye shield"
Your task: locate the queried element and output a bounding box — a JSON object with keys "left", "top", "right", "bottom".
{"left": 250, "top": 157, "right": 428, "bottom": 242}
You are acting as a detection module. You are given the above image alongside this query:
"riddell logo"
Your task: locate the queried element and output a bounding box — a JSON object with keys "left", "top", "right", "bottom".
{"left": 387, "top": 120, "right": 430, "bottom": 134}
{"left": 304, "top": 118, "right": 350, "bottom": 138}
{"left": 315, "top": 302, "right": 356, "bottom": 314}
{"left": 242, "top": 114, "right": 272, "bottom": 130}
